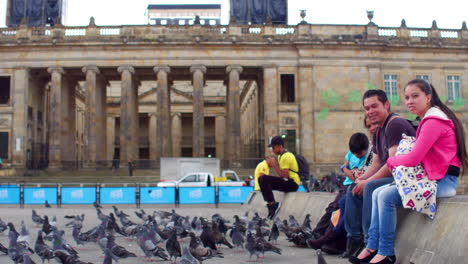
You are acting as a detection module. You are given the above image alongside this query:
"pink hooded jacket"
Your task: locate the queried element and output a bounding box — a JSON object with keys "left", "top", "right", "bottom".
{"left": 387, "top": 107, "right": 460, "bottom": 180}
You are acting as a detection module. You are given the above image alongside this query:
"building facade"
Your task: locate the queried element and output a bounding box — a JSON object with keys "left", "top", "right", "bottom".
{"left": 0, "top": 18, "right": 467, "bottom": 172}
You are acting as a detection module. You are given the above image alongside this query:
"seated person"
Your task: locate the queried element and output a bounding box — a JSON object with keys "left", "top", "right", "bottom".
{"left": 307, "top": 131, "right": 371, "bottom": 254}
{"left": 254, "top": 158, "right": 270, "bottom": 191}
{"left": 259, "top": 136, "right": 300, "bottom": 220}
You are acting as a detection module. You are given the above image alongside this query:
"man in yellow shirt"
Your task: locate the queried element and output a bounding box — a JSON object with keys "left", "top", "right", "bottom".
{"left": 260, "top": 136, "right": 300, "bottom": 220}
{"left": 254, "top": 159, "right": 270, "bottom": 191}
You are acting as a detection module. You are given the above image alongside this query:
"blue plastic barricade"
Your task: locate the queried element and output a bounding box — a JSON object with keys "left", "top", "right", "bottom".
{"left": 100, "top": 187, "right": 136, "bottom": 204}
{"left": 0, "top": 186, "right": 20, "bottom": 204}
{"left": 179, "top": 187, "right": 215, "bottom": 204}
{"left": 297, "top": 185, "right": 307, "bottom": 192}
{"left": 140, "top": 187, "right": 176, "bottom": 204}
{"left": 218, "top": 186, "right": 254, "bottom": 203}
{"left": 61, "top": 187, "right": 97, "bottom": 204}
{"left": 24, "top": 187, "right": 58, "bottom": 204}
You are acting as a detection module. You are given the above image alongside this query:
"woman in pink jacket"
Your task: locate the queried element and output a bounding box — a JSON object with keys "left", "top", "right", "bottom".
{"left": 350, "top": 79, "right": 468, "bottom": 264}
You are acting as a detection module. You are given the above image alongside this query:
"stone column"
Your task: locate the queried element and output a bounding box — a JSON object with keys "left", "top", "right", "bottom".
{"left": 298, "top": 65, "right": 315, "bottom": 163}
{"left": 190, "top": 65, "right": 207, "bottom": 157}
{"left": 215, "top": 115, "right": 226, "bottom": 159}
{"left": 148, "top": 113, "right": 158, "bottom": 161}
{"left": 263, "top": 65, "right": 279, "bottom": 155}
{"left": 46, "top": 67, "right": 76, "bottom": 169}
{"left": 107, "top": 116, "right": 115, "bottom": 160}
{"left": 62, "top": 77, "right": 77, "bottom": 168}
{"left": 153, "top": 65, "right": 172, "bottom": 157}
{"left": 118, "top": 65, "right": 138, "bottom": 164}
{"left": 11, "top": 68, "right": 29, "bottom": 167}
{"left": 172, "top": 113, "right": 182, "bottom": 157}
{"left": 82, "top": 65, "right": 107, "bottom": 167}
{"left": 47, "top": 67, "right": 64, "bottom": 168}
{"left": 225, "top": 65, "right": 243, "bottom": 163}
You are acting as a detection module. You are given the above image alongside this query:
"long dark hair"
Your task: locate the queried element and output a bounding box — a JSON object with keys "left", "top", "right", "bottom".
{"left": 406, "top": 79, "right": 468, "bottom": 170}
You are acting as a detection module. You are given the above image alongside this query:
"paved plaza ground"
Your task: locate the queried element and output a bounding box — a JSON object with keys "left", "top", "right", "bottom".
{"left": 0, "top": 204, "right": 349, "bottom": 264}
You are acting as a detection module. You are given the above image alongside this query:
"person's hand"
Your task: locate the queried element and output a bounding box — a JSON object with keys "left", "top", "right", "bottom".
{"left": 354, "top": 170, "right": 364, "bottom": 179}
{"left": 266, "top": 157, "right": 277, "bottom": 167}
{"left": 352, "top": 178, "right": 369, "bottom": 196}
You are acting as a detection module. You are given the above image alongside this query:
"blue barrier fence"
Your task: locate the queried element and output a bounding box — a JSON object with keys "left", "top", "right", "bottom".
{"left": 0, "top": 183, "right": 261, "bottom": 207}
{"left": 61, "top": 187, "right": 97, "bottom": 204}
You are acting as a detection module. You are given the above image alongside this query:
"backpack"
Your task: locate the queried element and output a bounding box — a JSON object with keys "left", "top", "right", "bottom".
{"left": 280, "top": 152, "right": 311, "bottom": 192}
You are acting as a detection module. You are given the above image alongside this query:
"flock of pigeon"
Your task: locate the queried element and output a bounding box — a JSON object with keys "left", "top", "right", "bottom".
{"left": 0, "top": 202, "right": 329, "bottom": 264}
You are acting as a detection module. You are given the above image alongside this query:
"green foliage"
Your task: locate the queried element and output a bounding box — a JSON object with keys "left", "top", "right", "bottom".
{"left": 453, "top": 98, "right": 465, "bottom": 110}
{"left": 388, "top": 95, "right": 400, "bottom": 107}
{"left": 348, "top": 90, "right": 361, "bottom": 102}
{"left": 317, "top": 108, "right": 330, "bottom": 121}
{"left": 320, "top": 90, "right": 340, "bottom": 106}
{"left": 439, "top": 95, "right": 448, "bottom": 103}
{"left": 406, "top": 112, "right": 417, "bottom": 120}
{"left": 367, "top": 83, "right": 377, "bottom": 90}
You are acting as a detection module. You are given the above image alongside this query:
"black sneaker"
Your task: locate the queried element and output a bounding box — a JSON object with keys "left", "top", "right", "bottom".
{"left": 268, "top": 202, "right": 281, "bottom": 220}
{"left": 266, "top": 204, "right": 274, "bottom": 219}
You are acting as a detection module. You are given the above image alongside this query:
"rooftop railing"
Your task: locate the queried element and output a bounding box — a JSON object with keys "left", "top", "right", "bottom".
{"left": 0, "top": 22, "right": 466, "bottom": 46}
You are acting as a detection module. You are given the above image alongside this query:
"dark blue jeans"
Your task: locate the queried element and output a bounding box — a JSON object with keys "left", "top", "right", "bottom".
{"left": 344, "top": 177, "right": 394, "bottom": 241}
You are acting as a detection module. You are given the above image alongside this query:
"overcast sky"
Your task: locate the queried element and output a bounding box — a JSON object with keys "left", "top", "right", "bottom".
{"left": 0, "top": 0, "right": 466, "bottom": 29}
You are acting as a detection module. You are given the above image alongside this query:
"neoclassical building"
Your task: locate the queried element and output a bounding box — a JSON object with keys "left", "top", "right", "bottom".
{"left": 0, "top": 17, "right": 467, "bottom": 172}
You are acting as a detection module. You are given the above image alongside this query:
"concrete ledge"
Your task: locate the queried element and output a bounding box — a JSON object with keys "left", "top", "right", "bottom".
{"left": 244, "top": 191, "right": 468, "bottom": 263}
{"left": 395, "top": 196, "right": 468, "bottom": 264}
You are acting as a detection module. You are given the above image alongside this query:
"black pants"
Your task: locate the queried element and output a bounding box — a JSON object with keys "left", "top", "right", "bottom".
{"left": 258, "top": 175, "right": 298, "bottom": 203}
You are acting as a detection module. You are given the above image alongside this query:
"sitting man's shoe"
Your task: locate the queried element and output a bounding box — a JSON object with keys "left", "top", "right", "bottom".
{"left": 266, "top": 203, "right": 274, "bottom": 219}
{"left": 268, "top": 202, "right": 281, "bottom": 220}
{"left": 340, "top": 238, "right": 364, "bottom": 258}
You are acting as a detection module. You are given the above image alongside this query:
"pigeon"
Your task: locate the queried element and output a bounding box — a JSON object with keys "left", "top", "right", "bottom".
{"left": 8, "top": 222, "right": 19, "bottom": 239}
{"left": 8, "top": 228, "right": 33, "bottom": 264}
{"left": 103, "top": 248, "right": 113, "bottom": 264}
{"left": 96, "top": 208, "right": 109, "bottom": 222}
{"left": 0, "top": 241, "right": 8, "bottom": 255}
{"left": 52, "top": 229, "right": 78, "bottom": 257}
{"left": 317, "top": 249, "right": 328, "bottom": 264}
{"left": 44, "top": 200, "right": 51, "bottom": 208}
{"left": 53, "top": 250, "right": 93, "bottom": 264}
{"left": 72, "top": 225, "right": 93, "bottom": 247}
{"left": 166, "top": 229, "right": 182, "bottom": 263}
{"left": 231, "top": 226, "right": 245, "bottom": 250}
{"left": 51, "top": 216, "right": 57, "bottom": 227}
{"left": 288, "top": 215, "right": 300, "bottom": 228}
{"left": 134, "top": 209, "right": 149, "bottom": 221}
{"left": 64, "top": 214, "right": 85, "bottom": 228}
{"left": 245, "top": 232, "right": 261, "bottom": 260}
{"left": 0, "top": 217, "right": 7, "bottom": 233}
{"left": 268, "top": 222, "right": 280, "bottom": 244}
{"left": 180, "top": 246, "right": 200, "bottom": 264}
{"left": 17, "top": 220, "right": 31, "bottom": 248}
{"left": 93, "top": 201, "right": 102, "bottom": 209}
{"left": 42, "top": 216, "right": 53, "bottom": 235}
{"left": 34, "top": 230, "right": 55, "bottom": 263}
{"left": 255, "top": 226, "right": 282, "bottom": 257}
{"left": 200, "top": 221, "right": 217, "bottom": 250}
{"left": 188, "top": 232, "right": 223, "bottom": 262}
{"left": 302, "top": 214, "right": 312, "bottom": 230}
{"left": 136, "top": 226, "right": 169, "bottom": 261}
{"left": 106, "top": 234, "right": 137, "bottom": 262}
{"left": 21, "top": 254, "right": 36, "bottom": 264}
{"left": 32, "top": 209, "right": 45, "bottom": 226}
{"left": 211, "top": 220, "right": 233, "bottom": 248}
